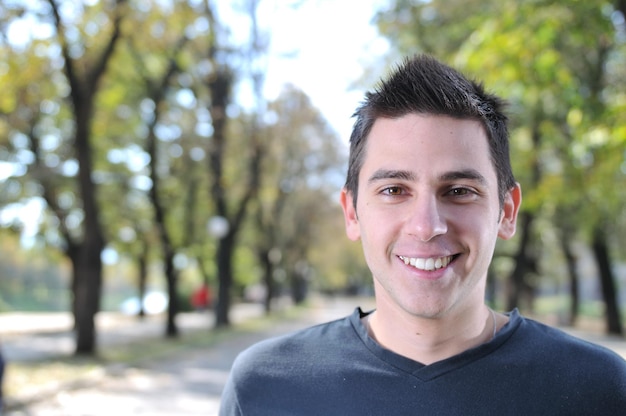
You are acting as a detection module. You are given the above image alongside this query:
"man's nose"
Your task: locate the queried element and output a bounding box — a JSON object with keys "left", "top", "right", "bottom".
{"left": 407, "top": 195, "right": 447, "bottom": 242}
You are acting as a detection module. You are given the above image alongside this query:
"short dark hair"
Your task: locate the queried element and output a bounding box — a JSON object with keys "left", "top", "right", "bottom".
{"left": 345, "top": 54, "right": 516, "bottom": 209}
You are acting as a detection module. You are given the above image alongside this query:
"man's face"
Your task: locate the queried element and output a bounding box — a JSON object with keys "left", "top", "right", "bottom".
{"left": 340, "top": 114, "right": 520, "bottom": 319}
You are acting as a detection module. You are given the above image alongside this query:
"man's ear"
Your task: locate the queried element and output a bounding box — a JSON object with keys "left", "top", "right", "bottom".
{"left": 340, "top": 188, "right": 361, "bottom": 241}
{"left": 498, "top": 183, "right": 522, "bottom": 240}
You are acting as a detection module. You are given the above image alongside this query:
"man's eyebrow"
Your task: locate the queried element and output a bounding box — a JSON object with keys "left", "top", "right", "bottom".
{"left": 367, "top": 168, "right": 488, "bottom": 185}
{"left": 368, "top": 169, "right": 416, "bottom": 183}
{"left": 440, "top": 169, "right": 488, "bottom": 185}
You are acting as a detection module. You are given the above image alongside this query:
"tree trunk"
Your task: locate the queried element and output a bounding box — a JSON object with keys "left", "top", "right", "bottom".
{"left": 73, "top": 98, "right": 105, "bottom": 355}
{"left": 259, "top": 248, "right": 275, "bottom": 314}
{"left": 73, "top": 238, "right": 104, "bottom": 354}
{"left": 215, "top": 233, "right": 236, "bottom": 327}
{"left": 164, "top": 251, "right": 179, "bottom": 337}
{"left": 290, "top": 260, "right": 309, "bottom": 305}
{"left": 506, "top": 211, "right": 535, "bottom": 311}
{"left": 559, "top": 229, "right": 580, "bottom": 326}
{"left": 291, "top": 273, "right": 307, "bottom": 305}
{"left": 506, "top": 118, "right": 542, "bottom": 312}
{"left": 137, "top": 245, "right": 148, "bottom": 319}
{"left": 147, "top": 126, "right": 179, "bottom": 336}
{"left": 207, "top": 68, "right": 232, "bottom": 328}
{"left": 591, "top": 225, "right": 623, "bottom": 335}
{"left": 486, "top": 267, "right": 496, "bottom": 307}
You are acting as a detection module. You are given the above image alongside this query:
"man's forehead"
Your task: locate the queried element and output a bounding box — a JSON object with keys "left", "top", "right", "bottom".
{"left": 360, "top": 114, "right": 494, "bottom": 170}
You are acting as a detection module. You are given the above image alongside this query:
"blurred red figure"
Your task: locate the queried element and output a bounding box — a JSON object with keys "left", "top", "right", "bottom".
{"left": 191, "top": 283, "right": 212, "bottom": 310}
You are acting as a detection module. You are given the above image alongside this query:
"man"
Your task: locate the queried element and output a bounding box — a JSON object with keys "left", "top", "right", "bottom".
{"left": 219, "top": 55, "right": 626, "bottom": 415}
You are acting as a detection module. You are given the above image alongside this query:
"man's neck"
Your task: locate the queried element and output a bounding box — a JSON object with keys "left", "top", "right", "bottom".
{"left": 365, "top": 302, "right": 499, "bottom": 365}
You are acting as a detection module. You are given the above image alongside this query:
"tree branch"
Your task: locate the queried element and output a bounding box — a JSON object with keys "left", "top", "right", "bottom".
{"left": 47, "top": 0, "right": 81, "bottom": 99}
{"left": 86, "top": 0, "right": 127, "bottom": 91}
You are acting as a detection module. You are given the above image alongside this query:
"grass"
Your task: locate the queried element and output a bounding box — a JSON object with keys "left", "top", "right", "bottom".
{"left": 6, "top": 358, "right": 102, "bottom": 407}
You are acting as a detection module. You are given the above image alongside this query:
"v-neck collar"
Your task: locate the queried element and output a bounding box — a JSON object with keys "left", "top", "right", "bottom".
{"left": 351, "top": 307, "right": 520, "bottom": 381}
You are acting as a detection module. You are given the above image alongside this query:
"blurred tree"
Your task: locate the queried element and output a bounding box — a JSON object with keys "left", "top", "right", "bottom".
{"left": 0, "top": 0, "right": 128, "bottom": 354}
{"left": 253, "top": 85, "right": 344, "bottom": 311}
{"left": 98, "top": 1, "right": 218, "bottom": 329}
{"left": 0, "top": 0, "right": 275, "bottom": 335}
{"left": 0, "top": 0, "right": 369, "bottom": 344}
{"left": 129, "top": 34, "right": 189, "bottom": 336}
{"left": 46, "top": 0, "right": 126, "bottom": 353}
{"left": 196, "top": 0, "right": 267, "bottom": 327}
{"left": 98, "top": 0, "right": 269, "bottom": 330}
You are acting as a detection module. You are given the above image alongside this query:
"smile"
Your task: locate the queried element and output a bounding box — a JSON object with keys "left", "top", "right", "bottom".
{"left": 399, "top": 255, "right": 453, "bottom": 271}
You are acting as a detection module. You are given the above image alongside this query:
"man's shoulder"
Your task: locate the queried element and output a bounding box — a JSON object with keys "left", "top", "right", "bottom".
{"left": 231, "top": 312, "right": 358, "bottom": 375}
{"left": 494, "top": 312, "right": 626, "bottom": 408}
{"left": 520, "top": 315, "right": 621, "bottom": 353}
{"left": 514, "top": 313, "right": 626, "bottom": 375}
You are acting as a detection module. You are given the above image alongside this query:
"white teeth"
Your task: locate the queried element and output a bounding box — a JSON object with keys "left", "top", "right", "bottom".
{"left": 415, "top": 258, "right": 425, "bottom": 269}
{"left": 399, "top": 255, "right": 452, "bottom": 271}
{"left": 425, "top": 258, "right": 435, "bottom": 270}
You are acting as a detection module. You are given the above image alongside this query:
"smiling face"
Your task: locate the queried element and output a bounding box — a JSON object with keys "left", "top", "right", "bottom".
{"left": 340, "top": 113, "right": 520, "bottom": 319}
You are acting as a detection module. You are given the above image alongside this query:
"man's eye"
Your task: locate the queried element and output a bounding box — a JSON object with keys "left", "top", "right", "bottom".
{"left": 383, "top": 186, "right": 403, "bottom": 196}
{"left": 449, "top": 187, "right": 471, "bottom": 196}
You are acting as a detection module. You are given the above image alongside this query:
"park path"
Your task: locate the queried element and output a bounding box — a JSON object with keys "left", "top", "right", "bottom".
{"left": 0, "top": 302, "right": 267, "bottom": 362}
{"left": 1, "top": 296, "right": 369, "bottom": 416}
{"left": 1, "top": 297, "right": 625, "bottom": 415}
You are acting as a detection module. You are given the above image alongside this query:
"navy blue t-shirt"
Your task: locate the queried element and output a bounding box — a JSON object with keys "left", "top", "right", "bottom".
{"left": 220, "top": 308, "right": 626, "bottom": 415}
